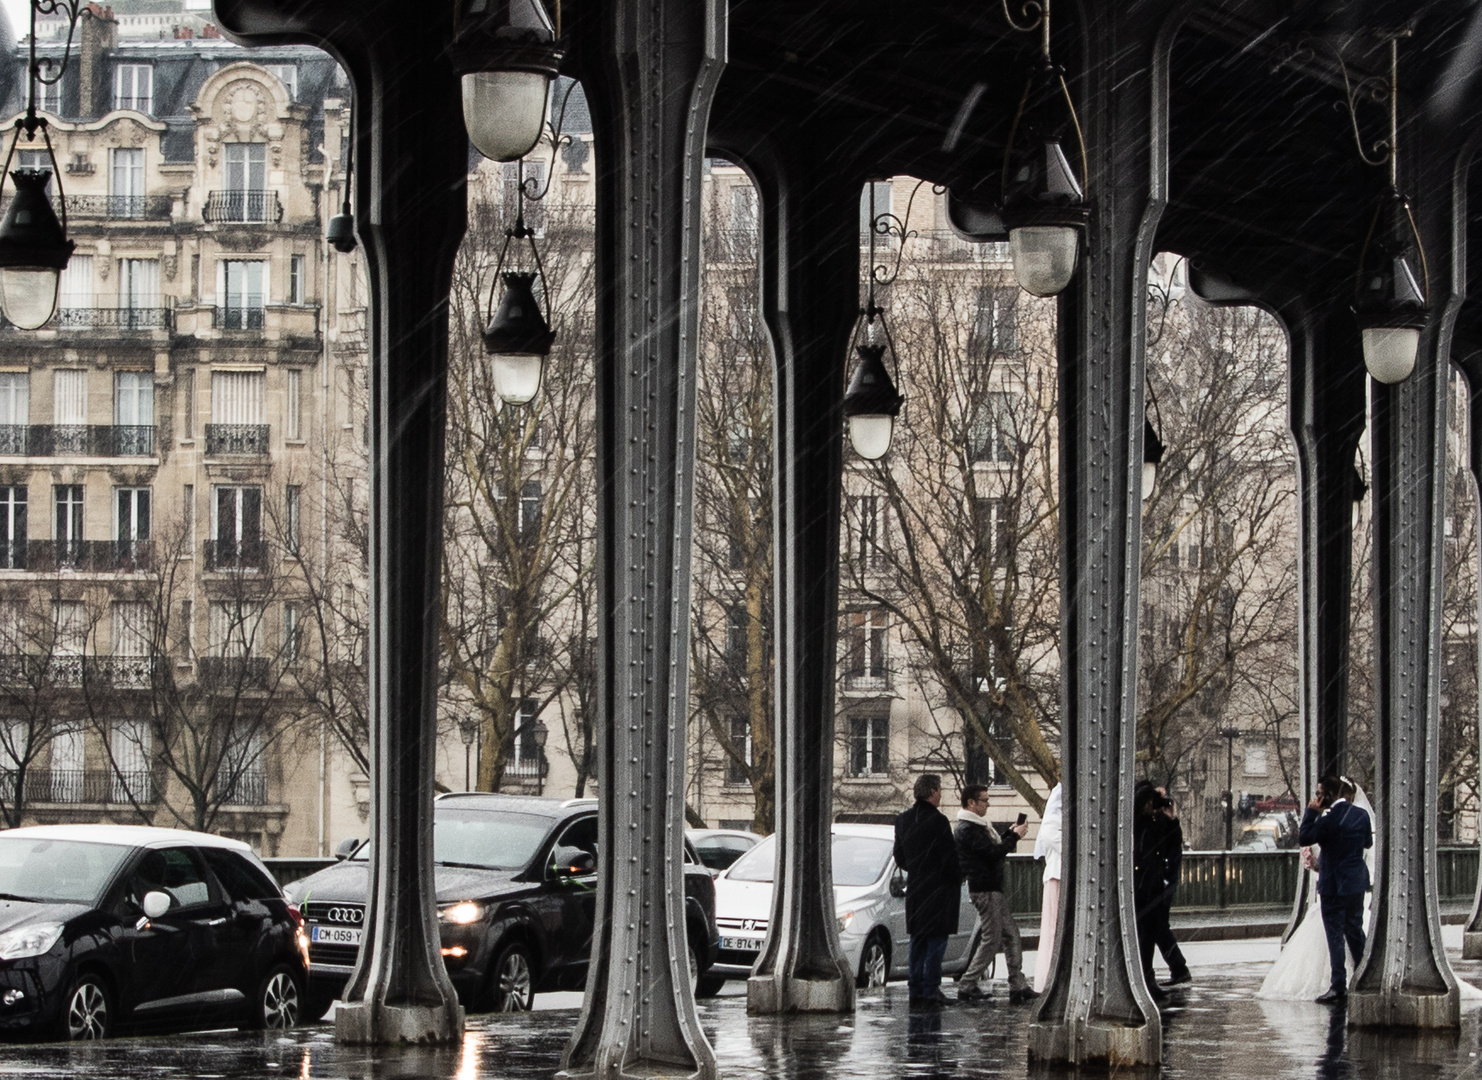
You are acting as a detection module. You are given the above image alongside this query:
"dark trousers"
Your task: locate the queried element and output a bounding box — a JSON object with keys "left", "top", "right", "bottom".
{"left": 907, "top": 934, "right": 949, "bottom": 1000}
{"left": 1154, "top": 895, "right": 1188, "bottom": 977}
{"left": 1319, "top": 891, "right": 1366, "bottom": 994}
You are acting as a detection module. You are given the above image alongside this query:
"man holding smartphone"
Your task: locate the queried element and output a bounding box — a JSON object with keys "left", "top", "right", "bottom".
{"left": 953, "top": 786, "right": 1037, "bottom": 1004}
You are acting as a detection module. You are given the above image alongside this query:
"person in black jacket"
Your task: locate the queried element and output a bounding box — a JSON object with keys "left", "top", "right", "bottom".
{"left": 1133, "top": 784, "right": 1182, "bottom": 999}
{"left": 953, "top": 784, "right": 1035, "bottom": 1003}
{"left": 893, "top": 774, "right": 962, "bottom": 1007}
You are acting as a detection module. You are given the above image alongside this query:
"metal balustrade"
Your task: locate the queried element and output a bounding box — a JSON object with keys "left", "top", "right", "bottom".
{"left": 213, "top": 306, "right": 267, "bottom": 330}
{"left": 58, "top": 307, "right": 171, "bottom": 331}
{"left": 223, "top": 770, "right": 269, "bottom": 804}
{"left": 505, "top": 754, "right": 548, "bottom": 779}
{"left": 203, "top": 190, "right": 283, "bottom": 224}
{"left": 203, "top": 538, "right": 269, "bottom": 570}
{"left": 65, "top": 194, "right": 173, "bottom": 220}
{"left": 197, "top": 655, "right": 272, "bottom": 688}
{"left": 0, "top": 425, "right": 156, "bottom": 457}
{"left": 25, "top": 540, "right": 154, "bottom": 572}
{"left": 0, "top": 653, "right": 158, "bottom": 687}
{"left": 204, "top": 424, "right": 270, "bottom": 455}
{"left": 3, "top": 768, "right": 158, "bottom": 805}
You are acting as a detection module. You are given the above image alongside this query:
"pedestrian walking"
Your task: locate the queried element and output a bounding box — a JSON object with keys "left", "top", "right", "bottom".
{"left": 954, "top": 784, "right": 1038, "bottom": 1004}
{"left": 1032, "top": 783, "right": 1062, "bottom": 993}
{"left": 893, "top": 773, "right": 962, "bottom": 1008}
{"left": 1133, "top": 784, "right": 1179, "bottom": 999}
{"left": 1151, "top": 788, "right": 1190, "bottom": 987}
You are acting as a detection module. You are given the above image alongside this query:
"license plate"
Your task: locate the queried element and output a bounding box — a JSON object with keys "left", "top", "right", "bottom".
{"left": 310, "top": 925, "right": 363, "bottom": 946}
{"left": 721, "top": 936, "right": 763, "bottom": 952}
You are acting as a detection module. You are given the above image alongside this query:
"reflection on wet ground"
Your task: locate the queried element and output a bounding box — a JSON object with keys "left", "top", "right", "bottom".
{"left": 6, "top": 967, "right": 1482, "bottom": 1078}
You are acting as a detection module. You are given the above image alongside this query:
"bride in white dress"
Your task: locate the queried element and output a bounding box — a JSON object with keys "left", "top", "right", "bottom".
{"left": 1258, "top": 784, "right": 1481, "bottom": 1001}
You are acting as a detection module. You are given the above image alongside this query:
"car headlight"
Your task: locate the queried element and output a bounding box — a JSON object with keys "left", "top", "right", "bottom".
{"left": 837, "top": 911, "right": 855, "bottom": 933}
{"left": 0, "top": 923, "right": 62, "bottom": 960}
{"left": 439, "top": 902, "right": 483, "bottom": 925}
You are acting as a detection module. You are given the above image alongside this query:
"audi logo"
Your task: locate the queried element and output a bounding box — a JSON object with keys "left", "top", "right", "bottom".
{"left": 324, "top": 907, "right": 364, "bottom": 925}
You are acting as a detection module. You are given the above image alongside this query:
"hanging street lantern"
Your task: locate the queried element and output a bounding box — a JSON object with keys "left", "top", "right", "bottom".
{"left": 0, "top": 167, "right": 72, "bottom": 329}
{"left": 1355, "top": 187, "right": 1426, "bottom": 384}
{"left": 452, "top": 0, "right": 564, "bottom": 163}
{"left": 843, "top": 342, "right": 904, "bottom": 461}
{"left": 484, "top": 270, "right": 555, "bottom": 405}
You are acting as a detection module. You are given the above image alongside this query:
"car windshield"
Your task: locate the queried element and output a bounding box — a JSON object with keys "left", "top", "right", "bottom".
{"left": 726, "top": 834, "right": 893, "bottom": 887}
{"left": 0, "top": 836, "right": 133, "bottom": 905}
{"left": 432, "top": 807, "right": 555, "bottom": 871}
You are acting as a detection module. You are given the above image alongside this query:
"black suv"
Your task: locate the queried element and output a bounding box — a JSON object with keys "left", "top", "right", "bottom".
{"left": 286, "top": 794, "right": 719, "bottom": 1013}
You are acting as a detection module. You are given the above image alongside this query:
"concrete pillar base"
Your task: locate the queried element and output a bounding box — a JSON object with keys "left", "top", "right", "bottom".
{"left": 1348, "top": 989, "right": 1460, "bottom": 1029}
{"left": 1027, "top": 1017, "right": 1161, "bottom": 1069}
{"left": 334, "top": 1000, "right": 465, "bottom": 1045}
{"left": 746, "top": 971, "right": 855, "bottom": 1014}
{"left": 1463, "top": 932, "right": 1482, "bottom": 960}
{"left": 557, "top": 1061, "right": 714, "bottom": 1080}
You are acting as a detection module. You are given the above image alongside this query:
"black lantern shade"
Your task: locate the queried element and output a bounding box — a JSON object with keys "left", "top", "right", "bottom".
{"left": 1355, "top": 189, "right": 1427, "bottom": 385}
{"left": 843, "top": 343, "right": 904, "bottom": 460}
{"left": 484, "top": 270, "right": 555, "bottom": 405}
{"left": 1002, "top": 63, "right": 1088, "bottom": 297}
{"left": 327, "top": 209, "right": 356, "bottom": 253}
{"left": 452, "top": 0, "right": 563, "bottom": 163}
{"left": 0, "top": 168, "right": 73, "bottom": 329}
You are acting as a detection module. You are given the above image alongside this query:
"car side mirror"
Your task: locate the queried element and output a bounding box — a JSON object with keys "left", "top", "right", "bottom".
{"left": 334, "top": 837, "right": 361, "bottom": 861}
{"left": 142, "top": 891, "right": 171, "bottom": 918}
{"left": 889, "top": 869, "right": 907, "bottom": 899}
{"left": 552, "top": 845, "right": 596, "bottom": 877}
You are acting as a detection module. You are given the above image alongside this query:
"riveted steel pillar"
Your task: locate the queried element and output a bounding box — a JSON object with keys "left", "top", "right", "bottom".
{"left": 1348, "top": 138, "right": 1462, "bottom": 1030}
{"left": 211, "top": 0, "right": 468, "bottom": 1045}
{"left": 558, "top": 1, "right": 725, "bottom": 1076}
{"left": 1024, "top": 3, "right": 1174, "bottom": 1068}
{"left": 1285, "top": 305, "right": 1366, "bottom": 942}
{"left": 1463, "top": 363, "right": 1482, "bottom": 960}
{"left": 733, "top": 137, "right": 858, "bottom": 1015}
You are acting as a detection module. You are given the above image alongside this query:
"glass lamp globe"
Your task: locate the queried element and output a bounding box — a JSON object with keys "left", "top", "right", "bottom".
{"left": 462, "top": 70, "right": 551, "bottom": 163}
{"left": 1010, "top": 225, "right": 1080, "bottom": 298}
{"left": 848, "top": 414, "right": 895, "bottom": 461}
{"left": 492, "top": 351, "right": 544, "bottom": 405}
{"left": 0, "top": 267, "right": 59, "bottom": 330}
{"left": 1361, "top": 326, "right": 1420, "bottom": 385}
{"left": 0, "top": 168, "right": 72, "bottom": 330}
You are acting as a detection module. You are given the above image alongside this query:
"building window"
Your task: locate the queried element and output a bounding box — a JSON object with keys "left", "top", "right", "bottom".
{"left": 730, "top": 185, "right": 757, "bottom": 233}
{"left": 179, "top": 599, "right": 193, "bottom": 657}
{"left": 221, "top": 144, "right": 269, "bottom": 221}
{"left": 114, "top": 63, "right": 153, "bottom": 113}
{"left": 513, "top": 698, "right": 543, "bottom": 774}
{"left": 53, "top": 369, "right": 86, "bottom": 452}
{"left": 0, "top": 486, "right": 26, "bottom": 569}
{"left": 54, "top": 484, "right": 83, "bottom": 564}
{"left": 183, "top": 369, "right": 196, "bottom": 439}
{"left": 109, "top": 148, "right": 145, "bottom": 218}
{"left": 848, "top": 715, "right": 889, "bottom": 778}
{"left": 110, "top": 718, "right": 151, "bottom": 802}
{"left": 849, "top": 494, "right": 883, "bottom": 569}
{"left": 289, "top": 254, "right": 306, "bottom": 304}
{"left": 968, "top": 391, "right": 1018, "bottom": 463}
{"left": 119, "top": 259, "right": 160, "bottom": 320}
{"left": 726, "top": 717, "right": 751, "bottom": 785}
{"left": 974, "top": 496, "right": 1011, "bottom": 564}
{"left": 283, "top": 602, "right": 300, "bottom": 663}
{"left": 36, "top": 76, "right": 60, "bottom": 116}
{"left": 219, "top": 261, "right": 267, "bottom": 328}
{"left": 183, "top": 484, "right": 194, "bottom": 543}
{"left": 1244, "top": 740, "right": 1269, "bottom": 777}
{"left": 266, "top": 63, "right": 297, "bottom": 101}
{"left": 285, "top": 484, "right": 301, "bottom": 554}
{"left": 974, "top": 286, "right": 1019, "bottom": 353}
{"left": 115, "top": 487, "right": 150, "bottom": 564}
{"left": 285, "top": 370, "right": 302, "bottom": 440}
{"left": 845, "top": 609, "right": 888, "bottom": 690}
{"left": 59, "top": 255, "right": 91, "bottom": 312}
{"left": 0, "top": 373, "right": 28, "bottom": 453}
{"left": 726, "top": 605, "right": 748, "bottom": 669}
{"left": 114, "top": 372, "right": 154, "bottom": 454}
{"left": 49, "top": 723, "right": 84, "bottom": 801}
{"left": 53, "top": 600, "right": 86, "bottom": 656}
{"left": 519, "top": 480, "right": 542, "bottom": 539}
{"left": 111, "top": 601, "right": 151, "bottom": 657}
{"left": 209, "top": 369, "right": 267, "bottom": 452}
{"left": 211, "top": 485, "right": 263, "bottom": 568}
{"left": 209, "top": 601, "right": 263, "bottom": 658}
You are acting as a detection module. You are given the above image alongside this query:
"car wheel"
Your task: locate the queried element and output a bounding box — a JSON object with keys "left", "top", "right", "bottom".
{"left": 857, "top": 933, "right": 889, "bottom": 990}
{"left": 687, "top": 942, "right": 700, "bottom": 997}
{"left": 59, "top": 973, "right": 111, "bottom": 1040}
{"left": 251, "top": 965, "right": 302, "bottom": 1030}
{"left": 490, "top": 941, "right": 535, "bottom": 1012}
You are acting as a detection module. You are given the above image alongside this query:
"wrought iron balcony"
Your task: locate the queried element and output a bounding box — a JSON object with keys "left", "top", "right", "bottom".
{"left": 505, "top": 753, "right": 549, "bottom": 779}
{"left": 26, "top": 540, "right": 155, "bottom": 573}
{"left": 222, "top": 770, "right": 269, "bottom": 804}
{"left": 197, "top": 655, "right": 272, "bottom": 689}
{"left": 10, "top": 768, "right": 157, "bottom": 805}
{"left": 58, "top": 306, "right": 171, "bottom": 331}
{"left": 213, "top": 306, "right": 267, "bottom": 331}
{"left": 203, "top": 190, "right": 283, "bottom": 224}
{"left": 0, "top": 425, "right": 156, "bottom": 457}
{"left": 203, "top": 538, "right": 268, "bottom": 570}
{"left": 0, "top": 653, "right": 158, "bottom": 688}
{"left": 65, "top": 194, "right": 173, "bottom": 220}
{"left": 205, "top": 423, "right": 270, "bottom": 455}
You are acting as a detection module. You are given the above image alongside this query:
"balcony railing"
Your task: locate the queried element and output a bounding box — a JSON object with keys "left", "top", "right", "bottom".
{"left": 7, "top": 768, "right": 157, "bottom": 805}
{"left": 843, "top": 669, "right": 891, "bottom": 692}
{"left": 198, "top": 655, "right": 272, "bottom": 689}
{"left": 0, "top": 424, "right": 155, "bottom": 457}
{"left": 26, "top": 539, "right": 155, "bottom": 573}
{"left": 58, "top": 306, "right": 171, "bottom": 331}
{"left": 205, "top": 424, "right": 270, "bottom": 455}
{"left": 213, "top": 306, "right": 267, "bottom": 331}
{"left": 505, "top": 753, "right": 549, "bottom": 779}
{"left": 0, "top": 654, "right": 158, "bottom": 688}
{"left": 203, "top": 190, "right": 283, "bottom": 224}
{"left": 222, "top": 770, "right": 269, "bottom": 804}
{"left": 203, "top": 538, "right": 268, "bottom": 571}
{"left": 66, "top": 194, "right": 173, "bottom": 221}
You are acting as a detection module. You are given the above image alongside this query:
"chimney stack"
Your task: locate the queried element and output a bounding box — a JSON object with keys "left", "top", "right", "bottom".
{"left": 77, "top": 4, "right": 117, "bottom": 121}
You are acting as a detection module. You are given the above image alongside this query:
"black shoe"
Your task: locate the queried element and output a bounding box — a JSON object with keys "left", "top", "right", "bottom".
{"left": 1009, "top": 988, "right": 1040, "bottom": 1005}
{"left": 1163, "top": 970, "right": 1192, "bottom": 987}
{"left": 1315, "top": 990, "right": 1347, "bottom": 1005}
{"left": 958, "top": 985, "right": 989, "bottom": 1003}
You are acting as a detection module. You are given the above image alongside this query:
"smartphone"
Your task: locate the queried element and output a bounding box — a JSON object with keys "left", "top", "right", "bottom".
{"left": 1016, "top": 812, "right": 1027, "bottom": 826}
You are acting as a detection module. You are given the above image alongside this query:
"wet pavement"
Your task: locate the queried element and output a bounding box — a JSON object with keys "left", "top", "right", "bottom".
{"left": 8, "top": 935, "right": 1482, "bottom": 1079}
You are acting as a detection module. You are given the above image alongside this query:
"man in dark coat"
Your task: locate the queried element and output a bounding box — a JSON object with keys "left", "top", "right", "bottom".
{"left": 1133, "top": 784, "right": 1181, "bottom": 999}
{"left": 1298, "top": 774, "right": 1373, "bottom": 1004}
{"left": 894, "top": 773, "right": 962, "bottom": 1007}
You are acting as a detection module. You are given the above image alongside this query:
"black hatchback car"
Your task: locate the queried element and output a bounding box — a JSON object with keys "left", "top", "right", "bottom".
{"left": 288, "top": 793, "right": 719, "bottom": 1013}
{"left": 0, "top": 824, "right": 308, "bottom": 1041}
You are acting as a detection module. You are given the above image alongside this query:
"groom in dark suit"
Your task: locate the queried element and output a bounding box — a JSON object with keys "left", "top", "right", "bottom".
{"left": 1297, "top": 775, "right": 1373, "bottom": 1004}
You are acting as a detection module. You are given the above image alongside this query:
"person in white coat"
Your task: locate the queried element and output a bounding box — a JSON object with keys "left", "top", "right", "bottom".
{"left": 1033, "top": 783, "right": 1062, "bottom": 993}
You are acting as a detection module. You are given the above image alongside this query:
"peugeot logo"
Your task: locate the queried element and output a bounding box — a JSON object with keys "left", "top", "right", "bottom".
{"left": 742, "top": 919, "right": 756, "bottom": 932}
{"left": 325, "top": 906, "right": 363, "bottom": 925}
